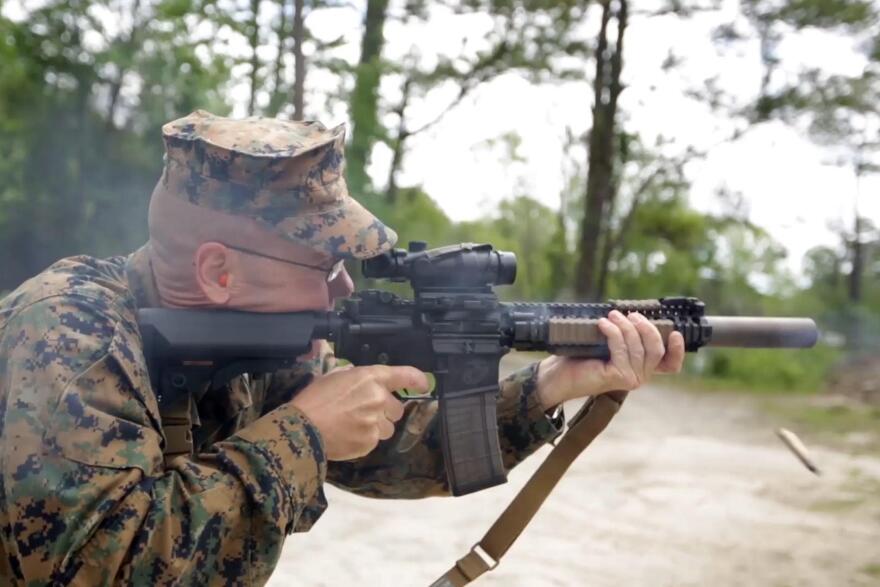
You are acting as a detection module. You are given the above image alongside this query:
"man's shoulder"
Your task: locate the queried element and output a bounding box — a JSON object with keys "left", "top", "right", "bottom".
{"left": 0, "top": 254, "right": 156, "bottom": 425}
{"left": 0, "top": 254, "right": 141, "bottom": 374}
{"left": 0, "top": 255, "right": 162, "bottom": 474}
{"left": 1, "top": 254, "right": 134, "bottom": 329}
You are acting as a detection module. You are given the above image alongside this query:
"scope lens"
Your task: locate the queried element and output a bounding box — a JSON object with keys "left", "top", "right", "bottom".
{"left": 496, "top": 252, "right": 517, "bottom": 285}
{"left": 361, "top": 252, "right": 394, "bottom": 278}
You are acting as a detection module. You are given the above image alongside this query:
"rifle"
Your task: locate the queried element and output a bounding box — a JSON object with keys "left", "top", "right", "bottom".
{"left": 137, "top": 241, "right": 819, "bottom": 497}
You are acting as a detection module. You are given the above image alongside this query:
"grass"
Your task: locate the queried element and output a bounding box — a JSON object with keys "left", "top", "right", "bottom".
{"left": 843, "top": 469, "right": 880, "bottom": 495}
{"left": 673, "top": 373, "right": 816, "bottom": 395}
{"left": 782, "top": 403, "right": 880, "bottom": 434}
{"left": 683, "top": 345, "right": 842, "bottom": 394}
{"left": 803, "top": 443, "right": 880, "bottom": 519}
{"left": 809, "top": 497, "right": 867, "bottom": 513}
{"left": 757, "top": 396, "right": 880, "bottom": 455}
{"left": 672, "top": 362, "right": 880, "bottom": 455}
{"left": 861, "top": 563, "right": 880, "bottom": 579}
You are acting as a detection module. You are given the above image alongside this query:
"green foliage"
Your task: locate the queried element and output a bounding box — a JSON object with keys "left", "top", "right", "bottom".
{"left": 0, "top": 2, "right": 238, "bottom": 289}
{"left": 488, "top": 196, "right": 566, "bottom": 300}
{"left": 385, "top": 187, "right": 454, "bottom": 248}
{"left": 775, "top": 0, "right": 875, "bottom": 29}
{"left": 691, "top": 344, "right": 843, "bottom": 393}
{"left": 607, "top": 194, "right": 712, "bottom": 298}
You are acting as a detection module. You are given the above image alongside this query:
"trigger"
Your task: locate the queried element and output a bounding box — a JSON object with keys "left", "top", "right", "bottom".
{"left": 393, "top": 388, "right": 435, "bottom": 402}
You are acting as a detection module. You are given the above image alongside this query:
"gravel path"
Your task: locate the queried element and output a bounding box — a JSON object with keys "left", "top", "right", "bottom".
{"left": 269, "top": 359, "right": 880, "bottom": 586}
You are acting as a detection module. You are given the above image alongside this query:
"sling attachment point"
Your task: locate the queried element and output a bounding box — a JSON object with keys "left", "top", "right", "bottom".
{"left": 160, "top": 393, "right": 194, "bottom": 465}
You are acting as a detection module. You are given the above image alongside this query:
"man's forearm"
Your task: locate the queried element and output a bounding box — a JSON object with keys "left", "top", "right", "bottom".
{"left": 495, "top": 362, "right": 565, "bottom": 468}
{"left": 5, "top": 375, "right": 327, "bottom": 584}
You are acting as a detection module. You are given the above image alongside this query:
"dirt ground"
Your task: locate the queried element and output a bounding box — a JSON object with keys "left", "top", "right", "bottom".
{"left": 269, "top": 357, "right": 880, "bottom": 586}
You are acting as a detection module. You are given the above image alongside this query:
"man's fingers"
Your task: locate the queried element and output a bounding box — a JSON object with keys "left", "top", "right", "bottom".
{"left": 614, "top": 311, "right": 645, "bottom": 378}
{"left": 369, "top": 365, "right": 431, "bottom": 393}
{"left": 657, "top": 331, "right": 686, "bottom": 373}
{"left": 598, "top": 316, "right": 635, "bottom": 385}
{"left": 376, "top": 416, "right": 395, "bottom": 441}
{"left": 383, "top": 393, "right": 405, "bottom": 422}
{"left": 632, "top": 313, "right": 665, "bottom": 372}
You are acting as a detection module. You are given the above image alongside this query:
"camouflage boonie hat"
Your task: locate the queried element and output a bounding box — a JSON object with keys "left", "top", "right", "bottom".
{"left": 159, "top": 110, "right": 397, "bottom": 259}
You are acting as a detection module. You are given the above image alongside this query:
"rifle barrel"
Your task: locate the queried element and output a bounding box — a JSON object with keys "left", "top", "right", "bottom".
{"left": 705, "top": 317, "right": 818, "bottom": 348}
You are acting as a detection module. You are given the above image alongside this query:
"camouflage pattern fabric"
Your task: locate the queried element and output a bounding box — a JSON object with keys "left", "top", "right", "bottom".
{"left": 159, "top": 110, "right": 397, "bottom": 259}
{"left": 0, "top": 246, "right": 564, "bottom": 585}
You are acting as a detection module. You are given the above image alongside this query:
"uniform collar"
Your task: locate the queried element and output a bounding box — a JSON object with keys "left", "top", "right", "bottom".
{"left": 125, "top": 243, "right": 162, "bottom": 309}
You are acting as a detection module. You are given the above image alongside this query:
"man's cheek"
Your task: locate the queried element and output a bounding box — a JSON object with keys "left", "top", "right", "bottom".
{"left": 327, "top": 268, "right": 354, "bottom": 305}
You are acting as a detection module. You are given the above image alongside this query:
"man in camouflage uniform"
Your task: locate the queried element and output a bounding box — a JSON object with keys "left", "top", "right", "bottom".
{"left": 0, "top": 111, "right": 685, "bottom": 585}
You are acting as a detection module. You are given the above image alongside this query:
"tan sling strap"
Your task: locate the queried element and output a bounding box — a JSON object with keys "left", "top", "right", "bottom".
{"left": 160, "top": 393, "right": 194, "bottom": 464}
{"left": 430, "top": 390, "right": 628, "bottom": 587}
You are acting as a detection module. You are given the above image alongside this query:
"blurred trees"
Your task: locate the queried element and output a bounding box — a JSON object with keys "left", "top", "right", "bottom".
{"left": 577, "top": 0, "right": 626, "bottom": 301}
{"left": 0, "top": 0, "right": 877, "bottom": 391}
{"left": 712, "top": 0, "right": 880, "bottom": 352}
{"left": 0, "top": 0, "right": 237, "bottom": 289}
{"left": 346, "top": 0, "right": 388, "bottom": 197}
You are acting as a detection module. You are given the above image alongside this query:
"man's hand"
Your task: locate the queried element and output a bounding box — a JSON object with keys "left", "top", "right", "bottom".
{"left": 291, "top": 365, "right": 429, "bottom": 461}
{"left": 536, "top": 310, "right": 686, "bottom": 410}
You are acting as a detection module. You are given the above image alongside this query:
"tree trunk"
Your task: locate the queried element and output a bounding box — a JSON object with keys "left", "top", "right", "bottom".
{"left": 292, "top": 0, "right": 306, "bottom": 120}
{"left": 385, "top": 77, "right": 412, "bottom": 203}
{"left": 267, "top": 0, "right": 288, "bottom": 116}
{"left": 847, "top": 200, "right": 864, "bottom": 348}
{"left": 596, "top": 217, "right": 616, "bottom": 299}
{"left": 596, "top": 164, "right": 664, "bottom": 298}
{"left": 347, "top": 0, "right": 389, "bottom": 197}
{"left": 385, "top": 132, "right": 405, "bottom": 203}
{"left": 106, "top": 0, "right": 143, "bottom": 128}
{"left": 575, "top": 5, "right": 611, "bottom": 301}
{"left": 248, "top": 0, "right": 261, "bottom": 116}
{"left": 849, "top": 214, "right": 863, "bottom": 303}
{"left": 575, "top": 0, "right": 627, "bottom": 301}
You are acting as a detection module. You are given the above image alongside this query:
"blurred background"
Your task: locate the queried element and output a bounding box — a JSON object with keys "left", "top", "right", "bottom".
{"left": 1, "top": 0, "right": 879, "bottom": 584}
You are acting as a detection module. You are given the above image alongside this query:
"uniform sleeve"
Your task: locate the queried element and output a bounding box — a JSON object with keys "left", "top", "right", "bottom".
{"left": 327, "top": 361, "right": 564, "bottom": 498}
{"left": 0, "top": 298, "right": 326, "bottom": 586}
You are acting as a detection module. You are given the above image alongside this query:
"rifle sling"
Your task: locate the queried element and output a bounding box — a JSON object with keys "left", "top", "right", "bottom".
{"left": 430, "top": 390, "right": 628, "bottom": 587}
{"left": 160, "top": 393, "right": 194, "bottom": 465}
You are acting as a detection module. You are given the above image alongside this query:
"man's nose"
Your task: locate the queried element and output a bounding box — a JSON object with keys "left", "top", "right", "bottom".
{"left": 328, "top": 264, "right": 354, "bottom": 302}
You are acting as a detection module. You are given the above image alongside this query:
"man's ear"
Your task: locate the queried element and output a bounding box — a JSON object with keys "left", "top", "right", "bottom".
{"left": 194, "top": 242, "right": 234, "bottom": 305}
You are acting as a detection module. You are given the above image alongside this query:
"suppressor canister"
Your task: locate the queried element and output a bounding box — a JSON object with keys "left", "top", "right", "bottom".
{"left": 704, "top": 317, "right": 818, "bottom": 349}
